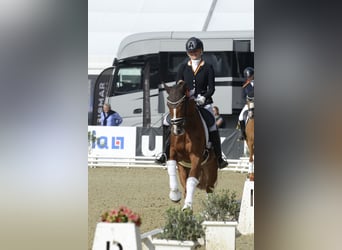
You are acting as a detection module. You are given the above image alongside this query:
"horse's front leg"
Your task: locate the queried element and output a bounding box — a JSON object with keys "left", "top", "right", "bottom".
{"left": 249, "top": 155, "right": 254, "bottom": 172}
{"left": 182, "top": 155, "right": 201, "bottom": 210}
{"left": 165, "top": 143, "right": 181, "bottom": 202}
{"left": 248, "top": 142, "right": 254, "bottom": 175}
{"left": 177, "top": 165, "right": 188, "bottom": 199}
{"left": 248, "top": 152, "right": 254, "bottom": 180}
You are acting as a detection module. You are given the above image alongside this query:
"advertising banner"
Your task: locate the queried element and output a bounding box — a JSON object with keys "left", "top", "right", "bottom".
{"left": 87, "top": 126, "right": 244, "bottom": 162}
{"left": 91, "top": 67, "right": 115, "bottom": 125}
{"left": 88, "top": 126, "right": 136, "bottom": 158}
{"left": 136, "top": 127, "right": 163, "bottom": 157}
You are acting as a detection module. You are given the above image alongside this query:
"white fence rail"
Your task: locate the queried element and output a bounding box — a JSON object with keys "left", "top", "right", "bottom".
{"left": 88, "top": 155, "right": 250, "bottom": 173}
{"left": 88, "top": 155, "right": 160, "bottom": 168}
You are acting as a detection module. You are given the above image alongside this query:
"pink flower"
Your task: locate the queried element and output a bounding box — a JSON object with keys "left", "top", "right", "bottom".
{"left": 100, "top": 206, "right": 141, "bottom": 227}
{"left": 110, "top": 209, "right": 118, "bottom": 216}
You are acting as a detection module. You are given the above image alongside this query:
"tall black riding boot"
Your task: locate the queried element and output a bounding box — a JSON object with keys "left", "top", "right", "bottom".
{"left": 155, "top": 125, "right": 170, "bottom": 165}
{"left": 239, "top": 120, "right": 246, "bottom": 141}
{"left": 209, "top": 130, "right": 228, "bottom": 169}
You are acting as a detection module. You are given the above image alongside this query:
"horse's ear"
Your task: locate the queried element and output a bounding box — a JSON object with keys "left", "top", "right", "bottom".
{"left": 163, "top": 83, "right": 171, "bottom": 94}
{"left": 178, "top": 80, "right": 189, "bottom": 95}
{"left": 177, "top": 80, "right": 187, "bottom": 91}
{"left": 177, "top": 80, "right": 185, "bottom": 86}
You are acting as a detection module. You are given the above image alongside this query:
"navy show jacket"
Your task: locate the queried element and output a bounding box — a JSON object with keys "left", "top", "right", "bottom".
{"left": 176, "top": 59, "right": 215, "bottom": 105}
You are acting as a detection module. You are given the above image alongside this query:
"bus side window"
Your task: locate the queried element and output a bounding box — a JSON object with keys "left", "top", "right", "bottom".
{"left": 204, "top": 52, "right": 231, "bottom": 77}
{"left": 168, "top": 53, "right": 188, "bottom": 74}
{"left": 204, "top": 54, "right": 223, "bottom": 73}
{"left": 149, "top": 68, "right": 161, "bottom": 89}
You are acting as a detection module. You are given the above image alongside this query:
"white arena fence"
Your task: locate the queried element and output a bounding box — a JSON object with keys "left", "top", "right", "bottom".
{"left": 88, "top": 126, "right": 250, "bottom": 172}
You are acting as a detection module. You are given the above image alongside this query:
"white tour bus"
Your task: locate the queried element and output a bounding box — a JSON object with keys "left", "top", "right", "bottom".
{"left": 90, "top": 31, "right": 254, "bottom": 127}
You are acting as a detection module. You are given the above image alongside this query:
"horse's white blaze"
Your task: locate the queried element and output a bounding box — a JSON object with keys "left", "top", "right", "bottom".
{"left": 172, "top": 125, "right": 176, "bottom": 135}
{"left": 172, "top": 108, "right": 179, "bottom": 135}
{"left": 173, "top": 108, "right": 177, "bottom": 120}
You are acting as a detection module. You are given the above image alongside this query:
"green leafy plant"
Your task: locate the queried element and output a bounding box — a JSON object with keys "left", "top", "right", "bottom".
{"left": 158, "top": 207, "right": 204, "bottom": 241}
{"left": 100, "top": 206, "right": 142, "bottom": 227}
{"left": 201, "top": 189, "right": 240, "bottom": 221}
{"left": 88, "top": 131, "right": 97, "bottom": 144}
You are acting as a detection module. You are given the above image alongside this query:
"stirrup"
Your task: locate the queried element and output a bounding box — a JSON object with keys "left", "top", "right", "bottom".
{"left": 155, "top": 153, "right": 167, "bottom": 165}
{"left": 218, "top": 157, "right": 228, "bottom": 169}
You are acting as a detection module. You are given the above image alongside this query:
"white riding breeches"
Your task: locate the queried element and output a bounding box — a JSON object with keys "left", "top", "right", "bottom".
{"left": 163, "top": 113, "right": 170, "bottom": 126}
{"left": 203, "top": 103, "right": 217, "bottom": 132}
{"left": 239, "top": 104, "right": 248, "bottom": 121}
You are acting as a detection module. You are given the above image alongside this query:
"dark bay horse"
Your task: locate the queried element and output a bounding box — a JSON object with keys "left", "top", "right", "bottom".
{"left": 164, "top": 80, "right": 218, "bottom": 210}
{"left": 245, "top": 97, "right": 254, "bottom": 180}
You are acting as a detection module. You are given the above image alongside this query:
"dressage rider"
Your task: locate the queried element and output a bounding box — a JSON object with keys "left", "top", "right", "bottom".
{"left": 238, "top": 67, "right": 254, "bottom": 141}
{"left": 160, "top": 37, "right": 229, "bottom": 208}
{"left": 156, "top": 37, "right": 228, "bottom": 170}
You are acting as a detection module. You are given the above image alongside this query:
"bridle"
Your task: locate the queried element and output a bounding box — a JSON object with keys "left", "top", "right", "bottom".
{"left": 167, "top": 94, "right": 188, "bottom": 135}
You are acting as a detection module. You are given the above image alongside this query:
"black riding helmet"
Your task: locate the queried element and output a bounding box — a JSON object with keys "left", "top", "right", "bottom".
{"left": 243, "top": 67, "right": 254, "bottom": 78}
{"left": 186, "top": 37, "right": 204, "bottom": 52}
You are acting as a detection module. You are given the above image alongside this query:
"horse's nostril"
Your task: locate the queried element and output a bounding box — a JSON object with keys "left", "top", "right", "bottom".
{"left": 177, "top": 128, "right": 185, "bottom": 136}
{"left": 171, "top": 125, "right": 185, "bottom": 136}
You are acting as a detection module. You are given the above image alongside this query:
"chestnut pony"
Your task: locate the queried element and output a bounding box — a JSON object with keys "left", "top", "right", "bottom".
{"left": 245, "top": 96, "right": 254, "bottom": 180}
{"left": 164, "top": 80, "right": 218, "bottom": 210}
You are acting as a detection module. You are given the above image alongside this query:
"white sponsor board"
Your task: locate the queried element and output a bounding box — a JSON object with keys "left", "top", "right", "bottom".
{"left": 88, "top": 126, "right": 136, "bottom": 158}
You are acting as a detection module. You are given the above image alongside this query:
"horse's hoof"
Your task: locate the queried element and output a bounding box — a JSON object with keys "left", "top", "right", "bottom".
{"left": 181, "top": 202, "right": 192, "bottom": 211}
{"left": 169, "top": 190, "right": 182, "bottom": 202}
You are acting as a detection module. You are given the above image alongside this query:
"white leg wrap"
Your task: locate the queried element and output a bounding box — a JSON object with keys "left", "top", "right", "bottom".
{"left": 167, "top": 160, "right": 181, "bottom": 202}
{"left": 167, "top": 160, "right": 178, "bottom": 190}
{"left": 248, "top": 162, "right": 254, "bottom": 173}
{"left": 184, "top": 177, "right": 199, "bottom": 209}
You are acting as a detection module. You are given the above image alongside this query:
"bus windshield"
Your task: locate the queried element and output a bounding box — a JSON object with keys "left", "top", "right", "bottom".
{"left": 114, "top": 67, "right": 142, "bottom": 95}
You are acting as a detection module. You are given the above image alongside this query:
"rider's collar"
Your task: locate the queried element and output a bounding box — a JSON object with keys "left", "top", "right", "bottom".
{"left": 187, "top": 59, "right": 205, "bottom": 67}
